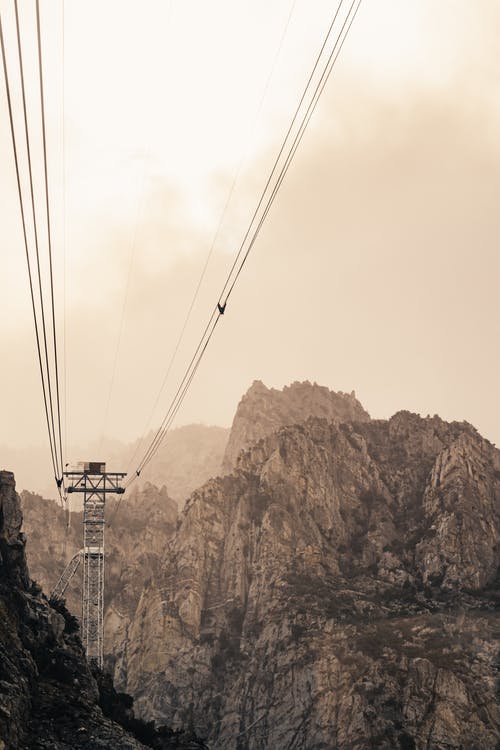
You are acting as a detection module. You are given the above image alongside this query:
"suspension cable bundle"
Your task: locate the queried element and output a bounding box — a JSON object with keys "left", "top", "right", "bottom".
{"left": 0, "top": 0, "right": 65, "bottom": 503}
{"left": 1, "top": 0, "right": 362, "bottom": 519}
{"left": 117, "top": 0, "right": 362, "bottom": 506}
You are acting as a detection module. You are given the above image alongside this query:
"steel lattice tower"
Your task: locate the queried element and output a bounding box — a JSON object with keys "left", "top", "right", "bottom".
{"left": 63, "top": 463, "right": 126, "bottom": 668}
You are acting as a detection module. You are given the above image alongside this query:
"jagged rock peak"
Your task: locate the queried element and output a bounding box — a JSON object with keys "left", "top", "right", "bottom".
{"left": 222, "top": 379, "right": 370, "bottom": 472}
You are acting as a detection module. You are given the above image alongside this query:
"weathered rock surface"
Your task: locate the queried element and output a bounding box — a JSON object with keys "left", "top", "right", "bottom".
{"left": 222, "top": 380, "right": 370, "bottom": 472}
{"left": 0, "top": 470, "right": 205, "bottom": 750}
{"left": 124, "top": 411, "right": 500, "bottom": 749}
{"left": 15, "top": 381, "right": 500, "bottom": 748}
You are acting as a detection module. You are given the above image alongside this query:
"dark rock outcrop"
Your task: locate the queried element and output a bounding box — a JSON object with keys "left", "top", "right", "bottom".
{"left": 123, "top": 412, "right": 500, "bottom": 749}
{"left": 0, "top": 470, "right": 206, "bottom": 750}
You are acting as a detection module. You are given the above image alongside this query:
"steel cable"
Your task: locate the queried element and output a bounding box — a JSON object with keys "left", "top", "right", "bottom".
{"left": 124, "top": 0, "right": 362, "bottom": 495}
{"left": 1, "top": 3, "right": 65, "bottom": 502}
{"left": 36, "top": 0, "right": 65, "bottom": 490}
{"left": 126, "top": 0, "right": 298, "bottom": 474}
{"left": 0, "top": 10, "right": 60, "bottom": 485}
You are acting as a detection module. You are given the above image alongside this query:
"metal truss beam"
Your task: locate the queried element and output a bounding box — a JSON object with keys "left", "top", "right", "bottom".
{"left": 63, "top": 465, "right": 126, "bottom": 668}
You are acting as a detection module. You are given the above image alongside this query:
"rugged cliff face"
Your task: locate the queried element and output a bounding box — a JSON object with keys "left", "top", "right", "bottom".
{"left": 222, "top": 380, "right": 370, "bottom": 472}
{"left": 21, "top": 482, "right": 178, "bottom": 676}
{"left": 0, "top": 470, "right": 205, "bottom": 749}
{"left": 123, "top": 412, "right": 500, "bottom": 749}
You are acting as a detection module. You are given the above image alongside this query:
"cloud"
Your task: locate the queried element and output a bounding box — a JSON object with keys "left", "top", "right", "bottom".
{"left": 2, "top": 1, "right": 500, "bottom": 501}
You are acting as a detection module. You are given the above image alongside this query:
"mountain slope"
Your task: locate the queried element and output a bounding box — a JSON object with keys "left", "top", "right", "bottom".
{"left": 124, "top": 412, "right": 500, "bottom": 749}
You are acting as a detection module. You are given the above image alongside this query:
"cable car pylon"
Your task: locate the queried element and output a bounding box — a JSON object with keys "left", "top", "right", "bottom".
{"left": 60, "top": 462, "right": 126, "bottom": 668}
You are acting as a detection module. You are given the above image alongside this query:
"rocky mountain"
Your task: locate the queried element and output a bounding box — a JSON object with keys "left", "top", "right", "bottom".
{"left": 15, "top": 381, "right": 500, "bottom": 747}
{"left": 222, "top": 380, "right": 370, "bottom": 472}
{"left": 121, "top": 410, "right": 500, "bottom": 749}
{"left": 0, "top": 470, "right": 204, "bottom": 750}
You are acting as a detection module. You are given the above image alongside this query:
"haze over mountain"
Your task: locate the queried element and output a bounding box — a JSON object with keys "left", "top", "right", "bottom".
{"left": 2, "top": 2, "right": 499, "bottom": 748}
{"left": 2, "top": 423, "right": 229, "bottom": 507}
{"left": 2, "top": 0, "right": 499, "bottom": 474}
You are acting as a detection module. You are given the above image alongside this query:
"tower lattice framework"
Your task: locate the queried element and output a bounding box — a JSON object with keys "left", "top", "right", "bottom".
{"left": 64, "top": 463, "right": 126, "bottom": 668}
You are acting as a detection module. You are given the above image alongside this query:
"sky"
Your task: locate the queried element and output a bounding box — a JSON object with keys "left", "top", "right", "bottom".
{"left": 1, "top": 0, "right": 499, "bottom": 496}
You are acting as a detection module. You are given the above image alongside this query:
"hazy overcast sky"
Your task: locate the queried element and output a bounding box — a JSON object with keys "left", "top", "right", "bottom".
{"left": 1, "top": 0, "right": 499, "bottom": 492}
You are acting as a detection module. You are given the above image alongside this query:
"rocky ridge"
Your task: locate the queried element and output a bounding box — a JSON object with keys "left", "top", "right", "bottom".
{"left": 222, "top": 380, "right": 370, "bottom": 472}
{"left": 123, "top": 410, "right": 500, "bottom": 749}
{"left": 0, "top": 470, "right": 204, "bottom": 749}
